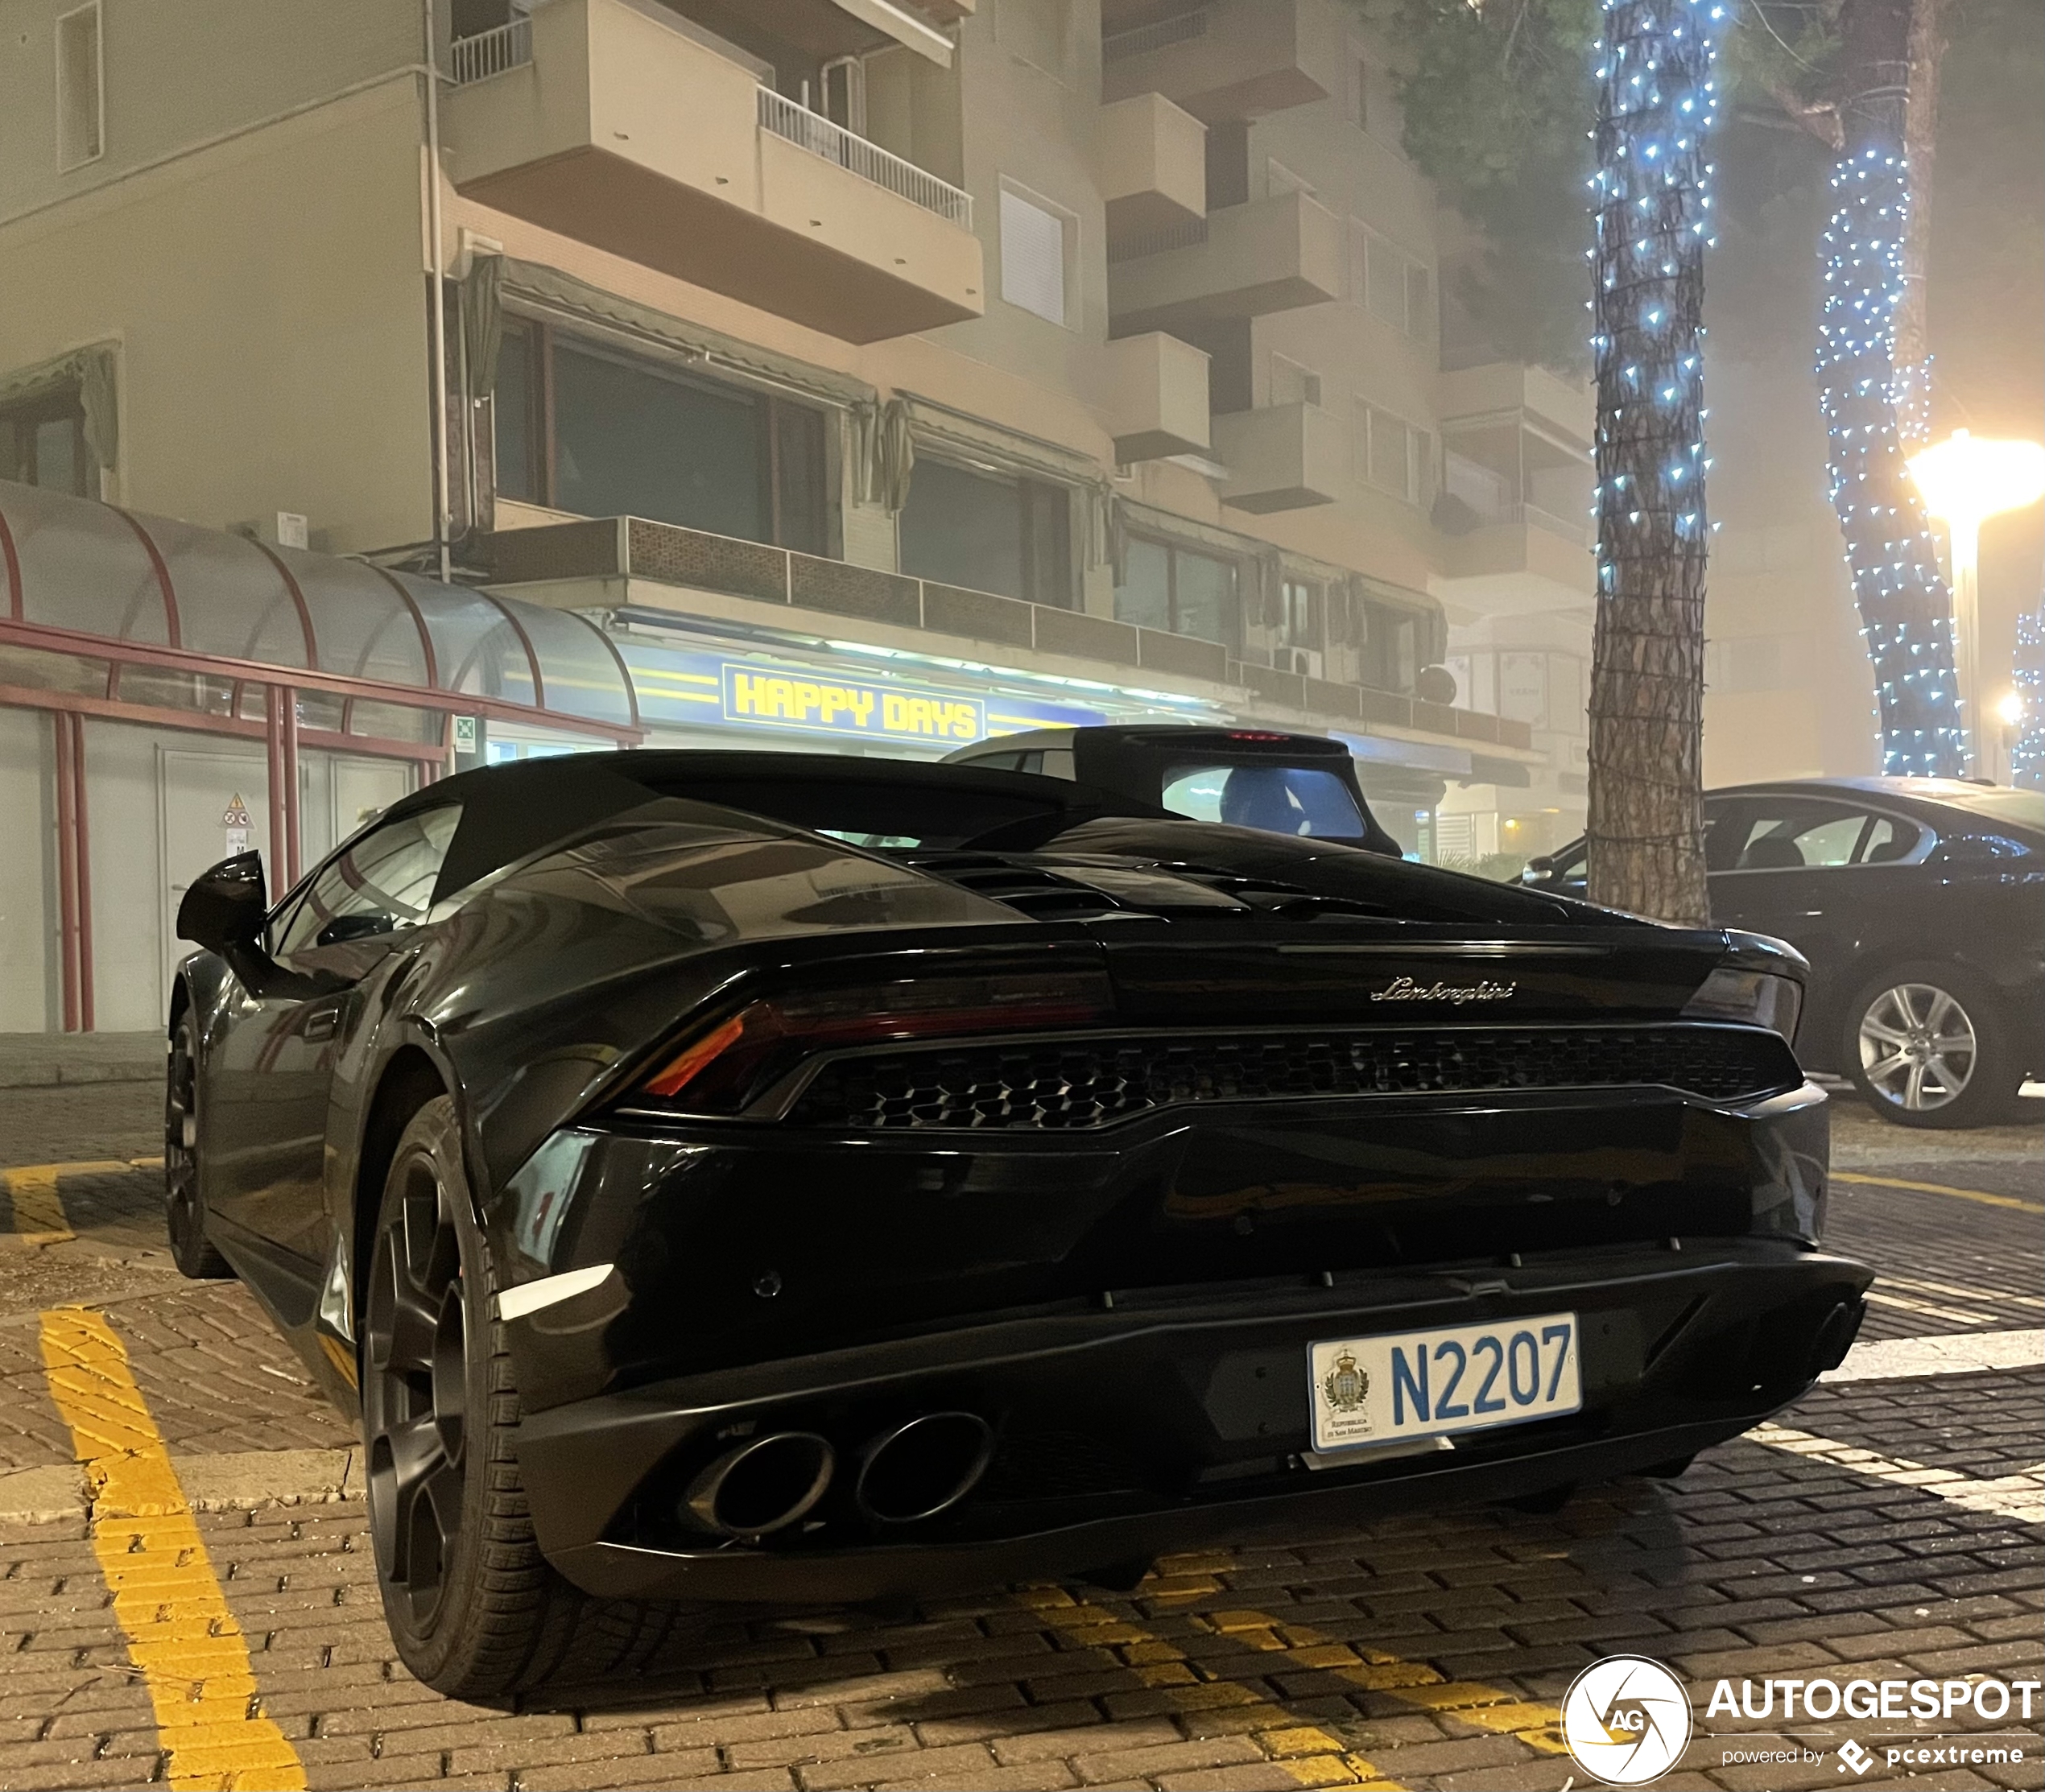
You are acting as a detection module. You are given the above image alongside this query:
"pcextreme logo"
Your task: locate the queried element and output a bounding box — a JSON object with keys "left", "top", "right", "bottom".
{"left": 1561, "top": 1655, "right": 1693, "bottom": 1786}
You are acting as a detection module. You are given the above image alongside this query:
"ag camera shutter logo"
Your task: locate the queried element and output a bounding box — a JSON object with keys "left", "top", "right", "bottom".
{"left": 1562, "top": 1654, "right": 1693, "bottom": 1785}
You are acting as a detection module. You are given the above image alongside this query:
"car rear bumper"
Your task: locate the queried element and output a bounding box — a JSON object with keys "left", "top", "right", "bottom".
{"left": 514, "top": 1238, "right": 1870, "bottom": 1604}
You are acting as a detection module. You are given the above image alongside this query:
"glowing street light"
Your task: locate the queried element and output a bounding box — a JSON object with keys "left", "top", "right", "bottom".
{"left": 1908, "top": 430, "right": 2045, "bottom": 772}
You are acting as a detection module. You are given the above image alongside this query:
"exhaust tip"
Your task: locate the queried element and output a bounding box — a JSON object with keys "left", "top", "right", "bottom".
{"left": 1812, "top": 1296, "right": 1866, "bottom": 1375}
{"left": 684, "top": 1431, "right": 835, "bottom": 1539}
{"left": 856, "top": 1412, "right": 994, "bottom": 1526}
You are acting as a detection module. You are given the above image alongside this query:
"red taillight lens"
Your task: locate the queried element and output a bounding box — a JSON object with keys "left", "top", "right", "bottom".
{"left": 635, "top": 968, "right": 1113, "bottom": 1114}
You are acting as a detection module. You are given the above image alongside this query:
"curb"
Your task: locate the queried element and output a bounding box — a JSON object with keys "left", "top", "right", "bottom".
{"left": 0, "top": 1447, "right": 361, "bottom": 1525}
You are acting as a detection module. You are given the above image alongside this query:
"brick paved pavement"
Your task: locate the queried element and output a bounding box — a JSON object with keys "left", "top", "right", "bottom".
{"left": 0, "top": 1080, "right": 2037, "bottom": 1790}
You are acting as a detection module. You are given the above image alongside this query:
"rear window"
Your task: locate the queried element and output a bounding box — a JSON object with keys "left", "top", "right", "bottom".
{"left": 1935, "top": 787, "right": 2045, "bottom": 833}
{"left": 1162, "top": 763, "right": 1365, "bottom": 840}
{"left": 637, "top": 775, "right": 1080, "bottom": 850}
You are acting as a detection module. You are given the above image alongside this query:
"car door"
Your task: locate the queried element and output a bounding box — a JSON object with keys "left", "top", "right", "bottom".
{"left": 203, "top": 803, "right": 462, "bottom": 1264}
{"left": 1704, "top": 797, "right": 1917, "bottom": 1058}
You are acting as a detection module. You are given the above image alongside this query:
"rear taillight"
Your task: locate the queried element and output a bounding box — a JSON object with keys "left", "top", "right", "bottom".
{"left": 633, "top": 968, "right": 1113, "bottom": 1115}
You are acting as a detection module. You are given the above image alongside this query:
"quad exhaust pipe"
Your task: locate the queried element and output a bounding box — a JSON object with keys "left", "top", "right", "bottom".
{"left": 679, "top": 1413, "right": 994, "bottom": 1540}
{"left": 854, "top": 1412, "right": 995, "bottom": 1526}
{"left": 684, "top": 1431, "right": 834, "bottom": 1539}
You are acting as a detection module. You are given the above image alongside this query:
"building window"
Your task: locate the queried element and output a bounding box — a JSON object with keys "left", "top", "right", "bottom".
{"left": 1357, "top": 598, "right": 1420, "bottom": 695}
{"left": 1349, "top": 56, "right": 1370, "bottom": 131}
{"left": 1358, "top": 403, "right": 1432, "bottom": 506}
{"left": 0, "top": 386, "right": 90, "bottom": 495}
{"left": 493, "top": 321, "right": 828, "bottom": 555}
{"left": 999, "top": 182, "right": 1073, "bottom": 326}
{"left": 1278, "top": 578, "right": 1320, "bottom": 650}
{"left": 56, "top": 2, "right": 103, "bottom": 171}
{"left": 1115, "top": 536, "right": 1240, "bottom": 647}
{"left": 1349, "top": 221, "right": 1433, "bottom": 337}
{"left": 899, "top": 457, "right": 1074, "bottom": 607}
{"left": 1270, "top": 353, "right": 1322, "bottom": 409}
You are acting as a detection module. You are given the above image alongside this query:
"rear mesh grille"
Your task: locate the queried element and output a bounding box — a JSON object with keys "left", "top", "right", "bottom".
{"left": 787, "top": 1026, "right": 1801, "bottom": 1131}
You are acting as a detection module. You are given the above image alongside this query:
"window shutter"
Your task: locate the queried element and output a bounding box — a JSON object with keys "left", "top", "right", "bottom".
{"left": 1000, "top": 188, "right": 1067, "bottom": 325}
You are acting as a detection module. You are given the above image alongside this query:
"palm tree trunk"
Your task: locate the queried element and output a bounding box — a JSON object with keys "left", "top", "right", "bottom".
{"left": 1584, "top": 0, "right": 1723, "bottom": 925}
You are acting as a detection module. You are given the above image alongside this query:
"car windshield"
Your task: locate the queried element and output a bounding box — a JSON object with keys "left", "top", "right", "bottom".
{"left": 1162, "top": 764, "right": 1366, "bottom": 840}
{"left": 1934, "top": 787, "right": 2045, "bottom": 832}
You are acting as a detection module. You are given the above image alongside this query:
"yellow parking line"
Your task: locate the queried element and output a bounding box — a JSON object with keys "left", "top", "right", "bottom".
{"left": 1, "top": 1158, "right": 163, "bottom": 1245}
{"left": 1832, "top": 1171, "right": 2045, "bottom": 1215}
{"left": 1195, "top": 1607, "right": 1569, "bottom": 1755}
{"left": 39, "top": 1307, "right": 306, "bottom": 1791}
{"left": 1022, "top": 1585, "right": 1403, "bottom": 1788}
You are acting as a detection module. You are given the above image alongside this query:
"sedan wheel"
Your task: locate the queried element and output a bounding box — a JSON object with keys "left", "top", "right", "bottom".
{"left": 1845, "top": 966, "right": 2017, "bottom": 1129}
{"left": 1857, "top": 981, "right": 1976, "bottom": 1115}
{"left": 164, "top": 1012, "right": 231, "bottom": 1278}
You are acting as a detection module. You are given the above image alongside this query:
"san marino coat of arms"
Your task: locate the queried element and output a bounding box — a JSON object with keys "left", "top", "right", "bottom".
{"left": 1321, "top": 1348, "right": 1370, "bottom": 1427}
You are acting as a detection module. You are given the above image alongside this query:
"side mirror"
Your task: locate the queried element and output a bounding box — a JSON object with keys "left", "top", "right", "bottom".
{"left": 176, "top": 852, "right": 342, "bottom": 1001}
{"left": 176, "top": 853, "right": 269, "bottom": 955}
{"left": 1521, "top": 856, "right": 1555, "bottom": 884}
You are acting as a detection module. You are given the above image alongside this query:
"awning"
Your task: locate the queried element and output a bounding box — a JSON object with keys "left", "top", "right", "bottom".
{"left": 0, "top": 477, "right": 640, "bottom": 740}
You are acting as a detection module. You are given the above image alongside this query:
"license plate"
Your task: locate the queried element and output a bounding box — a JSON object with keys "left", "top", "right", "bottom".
{"left": 1308, "top": 1312, "right": 1581, "bottom": 1453}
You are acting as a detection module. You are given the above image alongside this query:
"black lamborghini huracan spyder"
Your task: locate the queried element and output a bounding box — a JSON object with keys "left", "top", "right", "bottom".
{"left": 168, "top": 749, "right": 1868, "bottom": 1695}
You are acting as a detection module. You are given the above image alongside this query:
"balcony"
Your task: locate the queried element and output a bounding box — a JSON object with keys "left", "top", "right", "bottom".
{"left": 478, "top": 515, "right": 1535, "bottom": 758}
{"left": 1101, "top": 0, "right": 1345, "bottom": 122}
{"left": 1438, "top": 361, "right": 1593, "bottom": 449}
{"left": 445, "top": 0, "right": 983, "bottom": 344}
{"left": 1212, "top": 402, "right": 1344, "bottom": 513}
{"left": 1108, "top": 190, "right": 1344, "bottom": 336}
{"left": 1434, "top": 506, "right": 1595, "bottom": 608}
{"left": 1103, "top": 331, "right": 1211, "bottom": 462}
{"left": 1100, "top": 93, "right": 1206, "bottom": 242}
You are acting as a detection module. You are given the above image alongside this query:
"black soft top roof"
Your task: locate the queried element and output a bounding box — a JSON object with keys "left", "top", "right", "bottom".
{"left": 392, "top": 749, "right": 1167, "bottom": 902}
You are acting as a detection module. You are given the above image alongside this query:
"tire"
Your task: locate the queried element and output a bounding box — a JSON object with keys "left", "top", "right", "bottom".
{"left": 361, "top": 1097, "right": 686, "bottom": 1697}
{"left": 165, "top": 1009, "right": 232, "bottom": 1279}
{"left": 1842, "top": 963, "right": 2019, "bottom": 1129}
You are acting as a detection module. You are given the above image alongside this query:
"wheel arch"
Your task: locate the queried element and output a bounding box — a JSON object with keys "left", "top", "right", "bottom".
{"left": 352, "top": 1046, "right": 452, "bottom": 1332}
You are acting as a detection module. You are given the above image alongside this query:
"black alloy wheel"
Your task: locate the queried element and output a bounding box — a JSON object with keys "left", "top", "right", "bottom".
{"left": 364, "top": 1133, "right": 474, "bottom": 1633}
{"left": 164, "top": 1010, "right": 231, "bottom": 1278}
{"left": 358, "top": 1097, "right": 671, "bottom": 1697}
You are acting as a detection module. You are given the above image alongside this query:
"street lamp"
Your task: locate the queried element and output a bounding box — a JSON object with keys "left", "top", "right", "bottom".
{"left": 1907, "top": 430, "right": 2045, "bottom": 774}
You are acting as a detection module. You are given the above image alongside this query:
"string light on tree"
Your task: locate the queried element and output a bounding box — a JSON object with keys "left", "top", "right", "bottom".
{"left": 1816, "top": 145, "right": 1966, "bottom": 777}
{"left": 1581, "top": 0, "right": 1729, "bottom": 923}
{"left": 2013, "top": 607, "right": 2045, "bottom": 792}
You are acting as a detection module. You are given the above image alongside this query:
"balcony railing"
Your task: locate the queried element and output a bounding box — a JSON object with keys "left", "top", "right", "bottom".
{"left": 1103, "top": 8, "right": 1208, "bottom": 61}
{"left": 1106, "top": 214, "right": 1208, "bottom": 264}
{"left": 481, "top": 514, "right": 1534, "bottom": 751}
{"left": 449, "top": 15, "right": 531, "bottom": 85}
{"left": 757, "top": 87, "right": 973, "bottom": 229}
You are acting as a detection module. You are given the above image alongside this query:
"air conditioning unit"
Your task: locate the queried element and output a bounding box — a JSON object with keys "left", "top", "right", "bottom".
{"left": 1272, "top": 647, "right": 1324, "bottom": 679}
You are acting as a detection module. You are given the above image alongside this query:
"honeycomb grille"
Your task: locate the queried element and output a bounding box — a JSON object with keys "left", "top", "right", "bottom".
{"left": 787, "top": 1026, "right": 1800, "bottom": 1132}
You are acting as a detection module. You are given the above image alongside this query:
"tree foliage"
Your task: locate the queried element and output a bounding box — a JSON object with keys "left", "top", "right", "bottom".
{"left": 1358, "top": 0, "right": 1847, "bottom": 370}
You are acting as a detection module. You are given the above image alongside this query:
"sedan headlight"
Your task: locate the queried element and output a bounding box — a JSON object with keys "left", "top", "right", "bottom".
{"left": 1683, "top": 966, "right": 1803, "bottom": 1044}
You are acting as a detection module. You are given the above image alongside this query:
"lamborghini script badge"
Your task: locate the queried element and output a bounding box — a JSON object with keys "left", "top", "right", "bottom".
{"left": 1322, "top": 1349, "right": 1370, "bottom": 1418}
{"left": 1369, "top": 976, "right": 1518, "bottom": 1004}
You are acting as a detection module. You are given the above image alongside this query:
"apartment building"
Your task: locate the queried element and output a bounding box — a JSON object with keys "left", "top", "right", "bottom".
{"left": 0, "top": 0, "right": 1591, "bottom": 1028}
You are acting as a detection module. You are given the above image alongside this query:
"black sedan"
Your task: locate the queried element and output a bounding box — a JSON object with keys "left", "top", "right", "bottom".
{"left": 168, "top": 750, "right": 1867, "bottom": 1696}
{"left": 1522, "top": 778, "right": 2045, "bottom": 1127}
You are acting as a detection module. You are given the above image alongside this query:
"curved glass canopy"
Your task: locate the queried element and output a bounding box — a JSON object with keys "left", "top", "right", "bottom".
{"left": 0, "top": 478, "right": 638, "bottom": 736}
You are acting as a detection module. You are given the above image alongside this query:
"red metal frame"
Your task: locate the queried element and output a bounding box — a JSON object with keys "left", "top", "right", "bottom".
{"left": 0, "top": 616, "right": 642, "bottom": 741}
{"left": 110, "top": 506, "right": 182, "bottom": 646}
{"left": 54, "top": 711, "right": 81, "bottom": 1031}
{"left": 366, "top": 565, "right": 442, "bottom": 688}
{"left": 475, "top": 589, "right": 547, "bottom": 711}
{"left": 70, "top": 712, "right": 94, "bottom": 1032}
{"left": 0, "top": 508, "right": 21, "bottom": 621}
{"left": 246, "top": 539, "right": 320, "bottom": 671}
